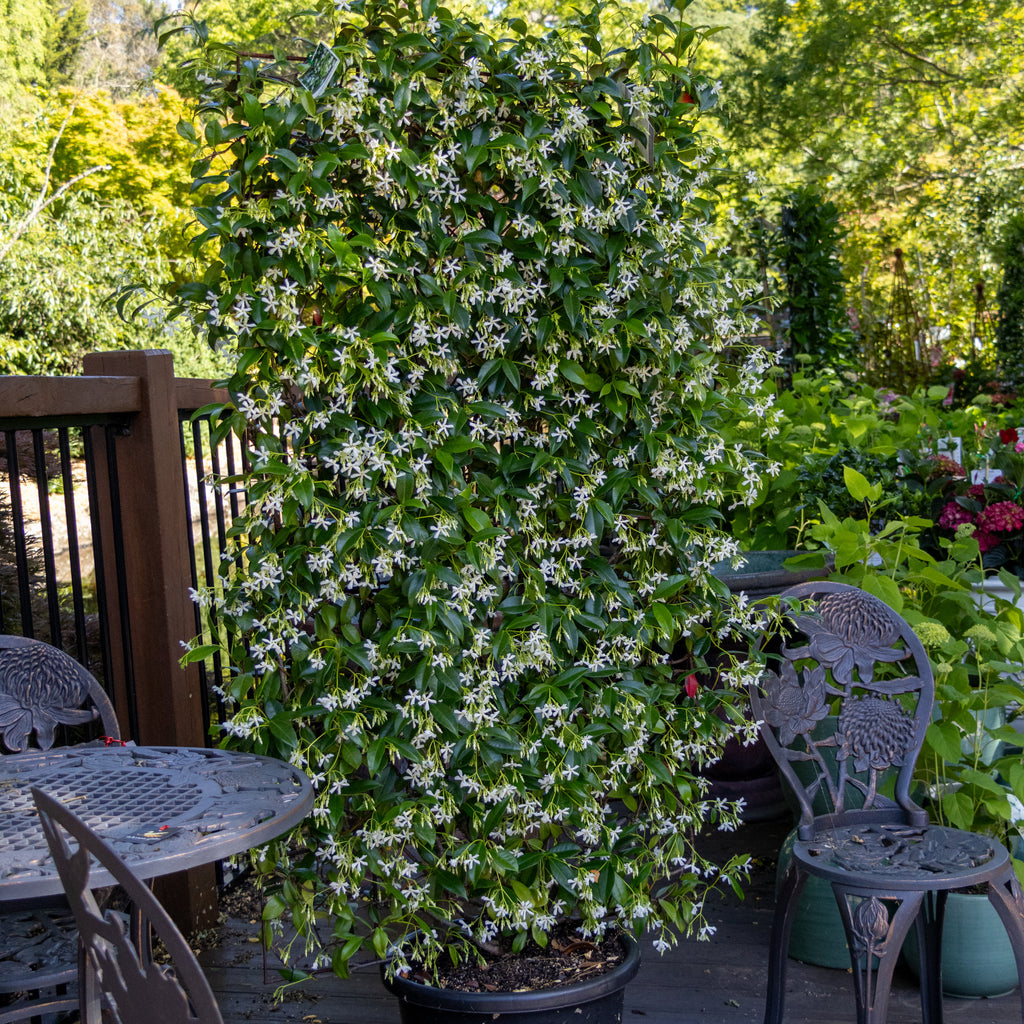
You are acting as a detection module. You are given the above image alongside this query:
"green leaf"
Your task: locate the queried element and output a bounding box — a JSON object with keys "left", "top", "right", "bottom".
{"left": 860, "top": 574, "right": 903, "bottom": 612}
{"left": 462, "top": 506, "right": 491, "bottom": 533}
{"left": 180, "top": 643, "right": 221, "bottom": 665}
{"left": 843, "top": 465, "right": 880, "bottom": 502}
{"left": 925, "top": 720, "right": 963, "bottom": 763}
{"left": 941, "top": 788, "right": 975, "bottom": 830}
{"left": 273, "top": 149, "right": 300, "bottom": 172}
{"left": 490, "top": 847, "right": 519, "bottom": 874}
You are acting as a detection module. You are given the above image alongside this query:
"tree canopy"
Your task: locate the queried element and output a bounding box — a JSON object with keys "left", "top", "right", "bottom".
{"left": 700, "top": 0, "right": 1024, "bottom": 362}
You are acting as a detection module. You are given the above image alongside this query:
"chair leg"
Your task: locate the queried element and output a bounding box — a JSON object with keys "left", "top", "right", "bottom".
{"left": 833, "top": 887, "right": 924, "bottom": 1024}
{"left": 764, "top": 859, "right": 807, "bottom": 1024}
{"left": 915, "top": 891, "right": 946, "bottom": 1024}
{"left": 77, "top": 941, "right": 102, "bottom": 1024}
{"left": 984, "top": 866, "right": 1024, "bottom": 1023}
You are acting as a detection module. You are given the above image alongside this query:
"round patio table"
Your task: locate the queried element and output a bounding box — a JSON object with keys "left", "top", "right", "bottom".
{"left": 0, "top": 744, "right": 313, "bottom": 904}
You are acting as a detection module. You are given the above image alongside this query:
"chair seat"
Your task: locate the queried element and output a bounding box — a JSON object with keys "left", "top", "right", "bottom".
{"left": 0, "top": 907, "right": 78, "bottom": 993}
{"left": 0, "top": 907, "right": 79, "bottom": 1024}
{"left": 795, "top": 822, "right": 1010, "bottom": 892}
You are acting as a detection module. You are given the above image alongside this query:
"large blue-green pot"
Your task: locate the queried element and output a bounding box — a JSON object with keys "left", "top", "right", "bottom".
{"left": 903, "top": 891, "right": 1020, "bottom": 998}
{"left": 776, "top": 828, "right": 863, "bottom": 969}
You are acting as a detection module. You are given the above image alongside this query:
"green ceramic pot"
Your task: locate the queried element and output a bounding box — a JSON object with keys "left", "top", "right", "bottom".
{"left": 902, "top": 891, "right": 1020, "bottom": 998}
{"left": 775, "top": 827, "right": 873, "bottom": 970}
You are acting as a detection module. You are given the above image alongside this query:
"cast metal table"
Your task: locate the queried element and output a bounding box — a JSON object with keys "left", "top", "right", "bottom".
{"left": 0, "top": 744, "right": 313, "bottom": 905}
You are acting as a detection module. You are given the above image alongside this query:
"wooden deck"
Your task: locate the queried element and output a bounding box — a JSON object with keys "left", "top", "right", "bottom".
{"left": 198, "top": 811, "right": 1023, "bottom": 1024}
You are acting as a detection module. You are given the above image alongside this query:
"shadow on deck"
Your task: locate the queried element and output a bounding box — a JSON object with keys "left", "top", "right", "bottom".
{"left": 198, "top": 812, "right": 1022, "bottom": 1024}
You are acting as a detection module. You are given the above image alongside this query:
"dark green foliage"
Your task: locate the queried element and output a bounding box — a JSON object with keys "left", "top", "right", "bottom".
{"left": 176, "top": 0, "right": 778, "bottom": 983}
{"left": 929, "top": 356, "right": 1004, "bottom": 410}
{"left": 777, "top": 185, "right": 855, "bottom": 369}
{"left": 42, "top": 0, "right": 88, "bottom": 87}
{"left": 797, "top": 448, "right": 927, "bottom": 526}
{"left": 995, "top": 215, "right": 1024, "bottom": 390}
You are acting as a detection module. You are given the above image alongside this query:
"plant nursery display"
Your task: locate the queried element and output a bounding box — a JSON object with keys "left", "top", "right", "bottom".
{"left": 173, "top": 0, "right": 779, "bottom": 1002}
{"left": 930, "top": 425, "right": 1024, "bottom": 579}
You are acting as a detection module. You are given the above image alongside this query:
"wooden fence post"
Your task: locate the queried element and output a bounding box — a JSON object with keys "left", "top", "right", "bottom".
{"left": 83, "top": 349, "right": 219, "bottom": 929}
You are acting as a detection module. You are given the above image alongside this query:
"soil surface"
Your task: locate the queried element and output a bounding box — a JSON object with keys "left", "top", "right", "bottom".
{"left": 403, "top": 923, "right": 627, "bottom": 993}
{"left": 202, "top": 875, "right": 626, "bottom": 995}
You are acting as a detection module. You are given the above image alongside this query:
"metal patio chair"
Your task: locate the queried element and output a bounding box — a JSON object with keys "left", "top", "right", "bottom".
{"left": 0, "top": 634, "right": 121, "bottom": 1024}
{"left": 751, "top": 581, "right": 1024, "bottom": 1024}
{"left": 32, "top": 786, "right": 224, "bottom": 1024}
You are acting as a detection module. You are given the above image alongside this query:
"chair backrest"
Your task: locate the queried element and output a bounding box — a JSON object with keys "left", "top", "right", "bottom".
{"left": 751, "top": 581, "right": 934, "bottom": 841}
{"left": 32, "top": 786, "right": 224, "bottom": 1024}
{"left": 0, "top": 635, "right": 119, "bottom": 752}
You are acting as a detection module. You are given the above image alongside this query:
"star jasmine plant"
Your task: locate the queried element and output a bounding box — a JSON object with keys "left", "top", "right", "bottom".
{"left": 174, "top": 0, "right": 781, "bottom": 986}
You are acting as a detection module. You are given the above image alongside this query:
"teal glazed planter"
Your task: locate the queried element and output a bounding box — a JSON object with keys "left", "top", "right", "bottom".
{"left": 382, "top": 933, "right": 641, "bottom": 1024}
{"left": 776, "top": 827, "right": 860, "bottom": 970}
{"left": 903, "top": 891, "right": 1020, "bottom": 998}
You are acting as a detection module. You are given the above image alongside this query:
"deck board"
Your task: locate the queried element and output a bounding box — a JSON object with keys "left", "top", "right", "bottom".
{"left": 198, "top": 813, "right": 1023, "bottom": 1024}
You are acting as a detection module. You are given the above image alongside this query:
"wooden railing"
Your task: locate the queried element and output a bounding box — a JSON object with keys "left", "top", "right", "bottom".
{"left": 1, "top": 350, "right": 238, "bottom": 928}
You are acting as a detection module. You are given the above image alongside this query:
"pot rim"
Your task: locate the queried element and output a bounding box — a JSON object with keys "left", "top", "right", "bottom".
{"left": 381, "top": 930, "right": 641, "bottom": 1013}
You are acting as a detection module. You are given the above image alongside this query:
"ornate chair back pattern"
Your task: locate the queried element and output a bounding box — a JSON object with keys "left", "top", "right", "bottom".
{"left": 0, "top": 635, "right": 120, "bottom": 752}
{"left": 0, "top": 636, "right": 122, "bottom": 1022}
{"left": 32, "top": 787, "right": 224, "bottom": 1024}
{"left": 752, "top": 582, "right": 933, "bottom": 842}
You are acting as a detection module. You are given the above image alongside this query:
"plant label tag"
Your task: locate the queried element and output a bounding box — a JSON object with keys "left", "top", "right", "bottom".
{"left": 122, "top": 824, "right": 181, "bottom": 844}
{"left": 300, "top": 43, "right": 341, "bottom": 98}
{"left": 971, "top": 469, "right": 1002, "bottom": 484}
{"left": 937, "top": 436, "right": 963, "bottom": 464}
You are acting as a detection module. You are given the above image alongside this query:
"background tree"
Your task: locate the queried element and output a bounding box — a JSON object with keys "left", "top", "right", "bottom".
{"left": 995, "top": 216, "right": 1024, "bottom": 389}
{"left": 0, "top": 0, "right": 226, "bottom": 377}
{"left": 705, "top": 0, "right": 1024, "bottom": 368}
{"left": 0, "top": 176, "right": 222, "bottom": 375}
{"left": 75, "top": 0, "right": 163, "bottom": 95}
{"left": 1, "top": 0, "right": 53, "bottom": 105}
{"left": 42, "top": 0, "right": 89, "bottom": 87}
{"left": 777, "top": 185, "right": 856, "bottom": 370}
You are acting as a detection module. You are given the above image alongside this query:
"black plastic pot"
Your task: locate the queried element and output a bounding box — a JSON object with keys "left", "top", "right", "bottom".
{"left": 381, "top": 933, "right": 641, "bottom": 1024}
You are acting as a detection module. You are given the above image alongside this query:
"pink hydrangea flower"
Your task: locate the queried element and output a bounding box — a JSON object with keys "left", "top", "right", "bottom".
{"left": 975, "top": 501, "right": 1024, "bottom": 533}
{"left": 938, "top": 502, "right": 974, "bottom": 530}
{"left": 929, "top": 455, "right": 966, "bottom": 479}
{"left": 976, "top": 529, "right": 1000, "bottom": 553}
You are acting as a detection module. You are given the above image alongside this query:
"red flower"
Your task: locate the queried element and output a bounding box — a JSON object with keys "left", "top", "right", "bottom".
{"left": 976, "top": 528, "right": 1000, "bottom": 553}
{"left": 1000, "top": 427, "right": 1019, "bottom": 445}
{"left": 685, "top": 674, "right": 699, "bottom": 698}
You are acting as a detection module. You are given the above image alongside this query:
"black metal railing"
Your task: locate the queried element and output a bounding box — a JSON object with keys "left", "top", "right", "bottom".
{"left": 1, "top": 420, "right": 133, "bottom": 718}
{"left": 179, "top": 410, "right": 249, "bottom": 735}
{"left": 0, "top": 358, "right": 237, "bottom": 749}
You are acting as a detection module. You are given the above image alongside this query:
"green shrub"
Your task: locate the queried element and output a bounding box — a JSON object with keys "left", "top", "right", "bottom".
{"left": 177, "top": 0, "right": 779, "bottom": 984}
{"left": 995, "top": 214, "right": 1024, "bottom": 390}
{"left": 777, "top": 185, "right": 856, "bottom": 371}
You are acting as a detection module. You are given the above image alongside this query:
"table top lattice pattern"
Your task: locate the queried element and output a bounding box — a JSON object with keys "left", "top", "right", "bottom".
{"left": 0, "top": 745, "right": 312, "bottom": 902}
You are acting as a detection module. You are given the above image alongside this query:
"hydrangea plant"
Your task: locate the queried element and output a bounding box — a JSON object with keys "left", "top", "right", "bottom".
{"left": 174, "top": 0, "right": 780, "bottom": 985}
